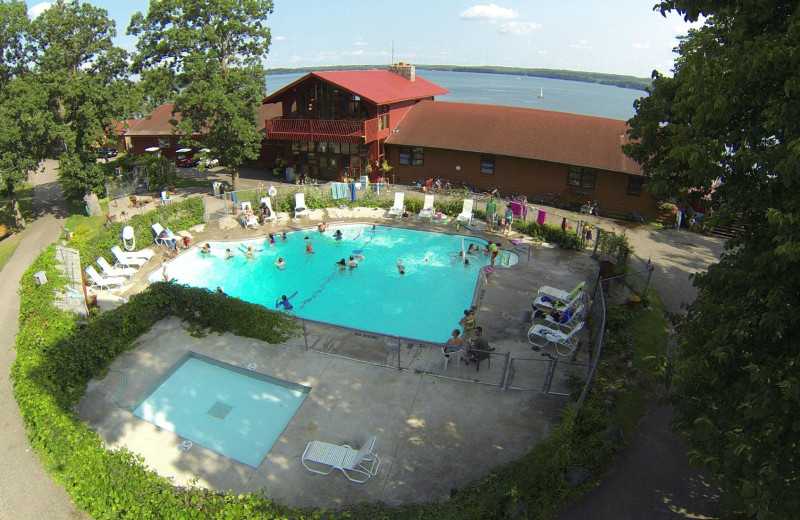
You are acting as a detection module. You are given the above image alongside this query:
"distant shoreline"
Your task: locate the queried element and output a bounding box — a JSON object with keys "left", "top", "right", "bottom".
{"left": 265, "top": 64, "right": 651, "bottom": 91}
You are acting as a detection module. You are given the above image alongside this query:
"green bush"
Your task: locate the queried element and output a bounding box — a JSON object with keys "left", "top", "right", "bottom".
{"left": 73, "top": 197, "right": 205, "bottom": 269}
{"left": 516, "top": 220, "right": 582, "bottom": 249}
{"left": 12, "top": 254, "right": 301, "bottom": 518}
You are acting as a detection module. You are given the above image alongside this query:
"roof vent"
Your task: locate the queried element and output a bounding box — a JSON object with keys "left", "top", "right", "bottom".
{"left": 390, "top": 62, "right": 415, "bottom": 82}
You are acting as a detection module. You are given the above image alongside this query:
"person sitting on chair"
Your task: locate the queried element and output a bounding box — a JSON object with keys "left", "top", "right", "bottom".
{"left": 464, "top": 326, "right": 491, "bottom": 365}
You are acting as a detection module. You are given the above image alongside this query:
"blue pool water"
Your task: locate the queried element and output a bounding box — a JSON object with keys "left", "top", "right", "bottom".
{"left": 156, "top": 224, "right": 513, "bottom": 343}
{"left": 132, "top": 353, "right": 309, "bottom": 467}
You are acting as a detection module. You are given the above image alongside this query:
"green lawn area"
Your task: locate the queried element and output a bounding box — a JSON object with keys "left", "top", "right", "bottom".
{"left": 0, "top": 232, "right": 24, "bottom": 273}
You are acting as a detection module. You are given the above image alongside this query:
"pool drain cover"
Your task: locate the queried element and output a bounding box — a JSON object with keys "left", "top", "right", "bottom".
{"left": 207, "top": 401, "right": 233, "bottom": 420}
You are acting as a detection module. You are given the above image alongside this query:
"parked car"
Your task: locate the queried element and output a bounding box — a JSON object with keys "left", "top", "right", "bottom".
{"left": 96, "top": 146, "right": 118, "bottom": 158}
{"left": 176, "top": 153, "right": 199, "bottom": 168}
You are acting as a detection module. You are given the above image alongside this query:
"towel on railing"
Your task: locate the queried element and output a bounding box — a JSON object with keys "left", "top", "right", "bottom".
{"left": 537, "top": 209, "right": 547, "bottom": 226}
{"left": 331, "top": 182, "right": 348, "bottom": 200}
{"left": 509, "top": 201, "right": 522, "bottom": 218}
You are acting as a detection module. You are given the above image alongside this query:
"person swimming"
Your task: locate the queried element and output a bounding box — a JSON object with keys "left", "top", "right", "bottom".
{"left": 201, "top": 243, "right": 211, "bottom": 254}
{"left": 347, "top": 254, "right": 362, "bottom": 268}
{"left": 333, "top": 229, "right": 343, "bottom": 240}
{"left": 274, "top": 257, "right": 286, "bottom": 270}
{"left": 335, "top": 258, "right": 347, "bottom": 270}
{"left": 225, "top": 248, "right": 233, "bottom": 260}
{"left": 305, "top": 236, "right": 314, "bottom": 254}
{"left": 275, "top": 294, "right": 294, "bottom": 310}
{"left": 396, "top": 258, "right": 405, "bottom": 275}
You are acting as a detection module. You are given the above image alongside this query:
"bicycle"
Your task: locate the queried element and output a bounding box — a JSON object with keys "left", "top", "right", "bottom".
{"left": 628, "top": 208, "right": 646, "bottom": 223}
{"left": 580, "top": 200, "right": 600, "bottom": 217}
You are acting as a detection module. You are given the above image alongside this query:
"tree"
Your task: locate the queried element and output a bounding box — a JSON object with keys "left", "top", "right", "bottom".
{"left": 624, "top": 2, "right": 800, "bottom": 517}
{"left": 0, "top": 1, "right": 52, "bottom": 228}
{"left": 128, "top": 0, "right": 274, "bottom": 191}
{"left": 29, "top": 0, "right": 129, "bottom": 198}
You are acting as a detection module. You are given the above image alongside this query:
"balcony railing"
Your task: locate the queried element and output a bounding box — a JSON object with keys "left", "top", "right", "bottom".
{"left": 264, "top": 117, "right": 380, "bottom": 143}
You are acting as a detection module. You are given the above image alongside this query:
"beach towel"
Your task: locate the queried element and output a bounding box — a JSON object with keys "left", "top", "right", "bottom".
{"left": 331, "top": 182, "right": 348, "bottom": 200}
{"left": 509, "top": 201, "right": 522, "bottom": 219}
{"left": 537, "top": 209, "right": 547, "bottom": 226}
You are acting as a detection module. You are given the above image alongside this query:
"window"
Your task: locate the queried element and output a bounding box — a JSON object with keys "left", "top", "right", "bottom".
{"left": 158, "top": 137, "right": 170, "bottom": 149}
{"left": 411, "top": 147, "right": 424, "bottom": 166}
{"left": 567, "top": 166, "right": 596, "bottom": 189}
{"left": 379, "top": 114, "right": 389, "bottom": 130}
{"left": 480, "top": 155, "right": 495, "bottom": 175}
{"left": 399, "top": 146, "right": 411, "bottom": 165}
{"left": 627, "top": 176, "right": 643, "bottom": 196}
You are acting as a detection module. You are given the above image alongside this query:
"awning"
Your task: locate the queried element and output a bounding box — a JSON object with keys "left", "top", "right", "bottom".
{"left": 175, "top": 148, "right": 192, "bottom": 153}
{"left": 144, "top": 146, "right": 160, "bottom": 152}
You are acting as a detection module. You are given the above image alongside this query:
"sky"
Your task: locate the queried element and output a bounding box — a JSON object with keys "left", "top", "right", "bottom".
{"left": 27, "top": 0, "right": 703, "bottom": 78}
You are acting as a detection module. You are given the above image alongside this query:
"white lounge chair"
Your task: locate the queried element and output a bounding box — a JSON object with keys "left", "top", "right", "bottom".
{"left": 294, "top": 193, "right": 308, "bottom": 219}
{"left": 259, "top": 196, "right": 277, "bottom": 222}
{"left": 536, "top": 281, "right": 585, "bottom": 305}
{"left": 96, "top": 257, "right": 136, "bottom": 278}
{"left": 160, "top": 191, "right": 173, "bottom": 205}
{"left": 418, "top": 194, "right": 435, "bottom": 221}
{"left": 388, "top": 192, "right": 405, "bottom": 218}
{"left": 240, "top": 202, "right": 259, "bottom": 228}
{"left": 528, "top": 321, "right": 585, "bottom": 356}
{"left": 124, "top": 247, "right": 155, "bottom": 260}
{"left": 301, "top": 436, "right": 380, "bottom": 483}
{"left": 85, "top": 265, "right": 126, "bottom": 291}
{"left": 152, "top": 223, "right": 175, "bottom": 246}
{"left": 456, "top": 198, "right": 475, "bottom": 225}
{"left": 111, "top": 246, "right": 148, "bottom": 269}
{"left": 532, "top": 292, "right": 584, "bottom": 324}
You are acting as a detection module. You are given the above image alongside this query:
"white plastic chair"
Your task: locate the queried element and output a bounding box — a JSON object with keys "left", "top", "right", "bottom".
{"left": 85, "top": 265, "right": 126, "bottom": 291}
{"left": 456, "top": 198, "right": 475, "bottom": 225}
{"left": 388, "top": 192, "right": 405, "bottom": 217}
{"left": 259, "top": 196, "right": 277, "bottom": 222}
{"left": 301, "top": 436, "right": 380, "bottom": 483}
{"left": 528, "top": 321, "right": 585, "bottom": 356}
{"left": 160, "top": 191, "right": 173, "bottom": 205}
{"left": 294, "top": 193, "right": 308, "bottom": 219}
{"left": 111, "top": 246, "right": 148, "bottom": 269}
{"left": 418, "top": 194, "right": 435, "bottom": 220}
{"left": 96, "top": 257, "right": 136, "bottom": 278}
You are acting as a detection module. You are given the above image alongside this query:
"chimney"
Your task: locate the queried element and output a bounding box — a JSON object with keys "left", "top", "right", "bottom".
{"left": 390, "top": 62, "right": 415, "bottom": 82}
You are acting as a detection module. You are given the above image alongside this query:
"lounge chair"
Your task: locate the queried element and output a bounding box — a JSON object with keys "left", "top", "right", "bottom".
{"left": 388, "top": 192, "right": 405, "bottom": 218}
{"left": 160, "top": 191, "right": 173, "bottom": 205}
{"left": 85, "top": 265, "right": 126, "bottom": 291}
{"left": 294, "top": 193, "right": 308, "bottom": 219}
{"left": 301, "top": 436, "right": 380, "bottom": 483}
{"left": 417, "top": 194, "right": 435, "bottom": 221}
{"left": 96, "top": 257, "right": 136, "bottom": 278}
{"left": 111, "top": 246, "right": 148, "bottom": 269}
{"left": 532, "top": 292, "right": 584, "bottom": 324}
{"left": 259, "top": 196, "right": 277, "bottom": 223}
{"left": 456, "top": 198, "right": 475, "bottom": 225}
{"left": 528, "top": 321, "right": 585, "bottom": 356}
{"left": 240, "top": 202, "right": 259, "bottom": 228}
{"left": 152, "top": 223, "right": 175, "bottom": 246}
{"left": 536, "top": 281, "right": 585, "bottom": 305}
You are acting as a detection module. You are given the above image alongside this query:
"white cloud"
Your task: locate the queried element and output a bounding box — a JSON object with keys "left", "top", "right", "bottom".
{"left": 353, "top": 40, "right": 368, "bottom": 46}
{"left": 27, "top": 2, "right": 52, "bottom": 19}
{"left": 499, "top": 21, "right": 540, "bottom": 35}
{"left": 631, "top": 42, "right": 651, "bottom": 50}
{"left": 459, "top": 3, "right": 518, "bottom": 20}
{"left": 537, "top": 50, "right": 547, "bottom": 55}
{"left": 274, "top": 35, "right": 286, "bottom": 41}
{"left": 569, "top": 40, "right": 593, "bottom": 51}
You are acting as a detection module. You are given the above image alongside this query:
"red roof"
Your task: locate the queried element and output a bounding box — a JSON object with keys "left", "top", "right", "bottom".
{"left": 262, "top": 70, "right": 450, "bottom": 106}
{"left": 385, "top": 101, "right": 642, "bottom": 175}
{"left": 125, "top": 103, "right": 281, "bottom": 136}
{"left": 124, "top": 104, "right": 181, "bottom": 136}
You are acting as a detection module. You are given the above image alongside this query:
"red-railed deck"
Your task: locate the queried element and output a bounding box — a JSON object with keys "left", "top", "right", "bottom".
{"left": 264, "top": 118, "right": 380, "bottom": 143}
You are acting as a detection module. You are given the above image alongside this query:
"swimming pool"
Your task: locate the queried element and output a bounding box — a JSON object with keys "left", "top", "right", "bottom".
{"left": 155, "top": 224, "right": 517, "bottom": 343}
{"left": 132, "top": 353, "right": 309, "bottom": 467}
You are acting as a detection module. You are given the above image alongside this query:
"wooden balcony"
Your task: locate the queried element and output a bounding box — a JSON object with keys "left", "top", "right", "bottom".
{"left": 264, "top": 117, "right": 380, "bottom": 144}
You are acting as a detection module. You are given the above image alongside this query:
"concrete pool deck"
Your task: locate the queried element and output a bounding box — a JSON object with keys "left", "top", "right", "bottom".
{"left": 78, "top": 207, "right": 602, "bottom": 509}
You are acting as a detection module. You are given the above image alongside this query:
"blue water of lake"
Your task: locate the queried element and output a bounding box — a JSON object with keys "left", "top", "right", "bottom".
{"left": 265, "top": 69, "right": 645, "bottom": 120}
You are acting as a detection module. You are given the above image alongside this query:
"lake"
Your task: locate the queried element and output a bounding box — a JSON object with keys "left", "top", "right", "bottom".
{"left": 265, "top": 69, "right": 647, "bottom": 121}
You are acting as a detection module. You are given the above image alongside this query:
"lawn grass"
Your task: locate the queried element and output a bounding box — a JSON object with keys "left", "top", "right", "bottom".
{"left": 606, "top": 277, "right": 670, "bottom": 437}
{"left": 0, "top": 231, "right": 24, "bottom": 273}
{"left": 175, "top": 176, "right": 214, "bottom": 189}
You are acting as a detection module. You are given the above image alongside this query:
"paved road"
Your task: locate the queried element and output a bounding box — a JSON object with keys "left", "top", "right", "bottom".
{"left": 557, "top": 221, "right": 724, "bottom": 520}
{"left": 0, "top": 160, "right": 87, "bottom": 520}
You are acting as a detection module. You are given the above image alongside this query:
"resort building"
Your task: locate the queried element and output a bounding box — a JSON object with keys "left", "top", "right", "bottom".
{"left": 128, "top": 63, "right": 659, "bottom": 220}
